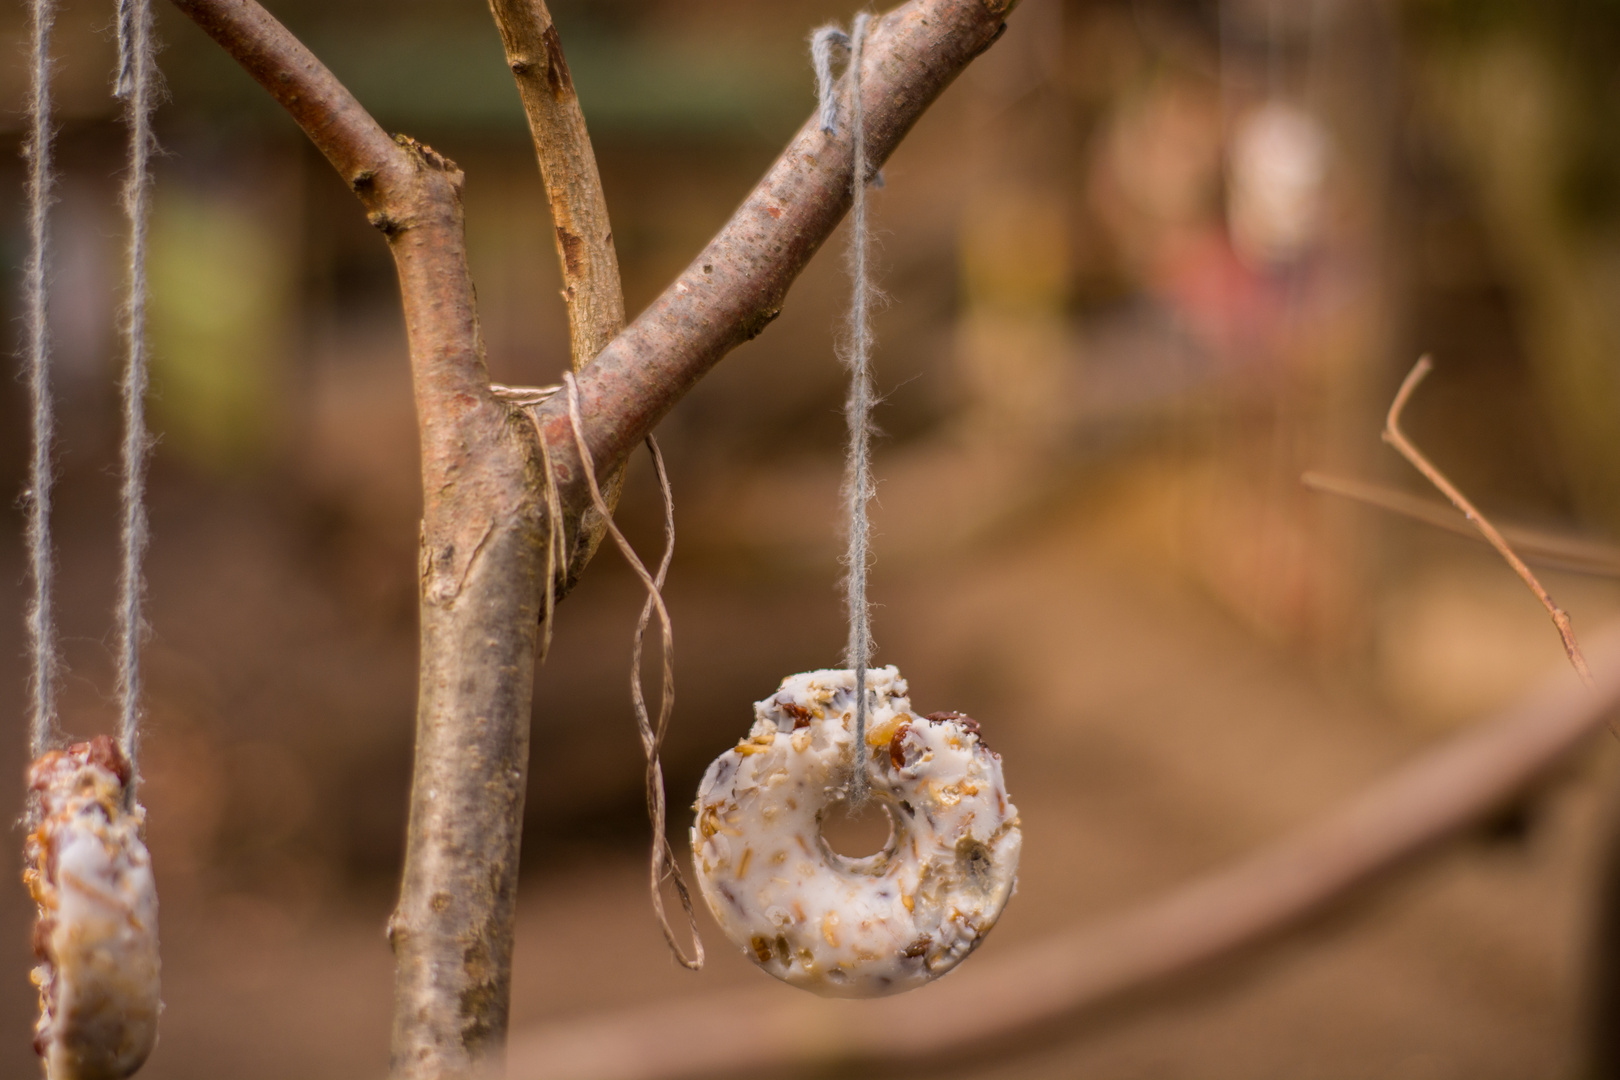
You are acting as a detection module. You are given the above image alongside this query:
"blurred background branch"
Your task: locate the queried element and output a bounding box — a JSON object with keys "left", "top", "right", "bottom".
{"left": 1303, "top": 471, "right": 1620, "bottom": 579}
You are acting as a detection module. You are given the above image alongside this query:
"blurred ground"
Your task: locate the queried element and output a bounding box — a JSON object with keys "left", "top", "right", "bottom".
{"left": 3, "top": 476, "right": 1620, "bottom": 1080}
{"left": 5, "top": 0, "right": 1620, "bottom": 1076}
{"left": 5, "top": 457, "right": 1618, "bottom": 1080}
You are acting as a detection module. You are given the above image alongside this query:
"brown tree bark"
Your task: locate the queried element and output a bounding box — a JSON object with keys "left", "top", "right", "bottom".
{"left": 486, "top": 0, "right": 623, "bottom": 375}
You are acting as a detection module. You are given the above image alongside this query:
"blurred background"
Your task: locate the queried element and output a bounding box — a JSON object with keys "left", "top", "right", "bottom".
{"left": 5, "top": 0, "right": 1620, "bottom": 1075}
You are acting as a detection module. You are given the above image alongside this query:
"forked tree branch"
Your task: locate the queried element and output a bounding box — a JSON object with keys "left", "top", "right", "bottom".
{"left": 166, "top": 1, "right": 1021, "bottom": 1077}
{"left": 502, "top": 625, "right": 1620, "bottom": 1080}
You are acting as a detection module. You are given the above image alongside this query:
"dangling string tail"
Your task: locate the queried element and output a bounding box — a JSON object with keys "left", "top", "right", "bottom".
{"left": 563, "top": 375, "right": 704, "bottom": 970}
{"left": 23, "top": 0, "right": 61, "bottom": 765}
{"left": 114, "top": 0, "right": 157, "bottom": 803}
{"left": 815, "top": 14, "right": 877, "bottom": 805}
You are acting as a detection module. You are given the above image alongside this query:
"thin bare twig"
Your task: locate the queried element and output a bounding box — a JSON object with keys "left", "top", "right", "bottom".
{"left": 1382, "top": 357, "right": 1594, "bottom": 688}
{"left": 503, "top": 623, "right": 1620, "bottom": 1080}
{"left": 1302, "top": 471, "right": 1620, "bottom": 579}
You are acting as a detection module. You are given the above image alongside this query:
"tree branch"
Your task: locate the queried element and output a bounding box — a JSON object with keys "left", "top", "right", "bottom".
{"left": 486, "top": 0, "right": 624, "bottom": 374}
{"left": 169, "top": 0, "right": 406, "bottom": 189}
{"left": 171, "top": 4, "right": 547, "bottom": 1077}
{"left": 485, "top": 0, "right": 627, "bottom": 581}
{"left": 532, "top": 0, "right": 1019, "bottom": 506}
{"left": 503, "top": 624, "right": 1620, "bottom": 1080}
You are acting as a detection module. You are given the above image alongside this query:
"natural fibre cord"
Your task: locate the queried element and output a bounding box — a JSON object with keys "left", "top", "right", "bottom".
{"left": 493, "top": 378, "right": 704, "bottom": 967}
{"left": 23, "top": 0, "right": 158, "bottom": 776}
{"left": 562, "top": 375, "right": 705, "bottom": 970}
{"left": 812, "top": 14, "right": 878, "bottom": 803}
{"left": 23, "top": 0, "right": 60, "bottom": 762}
{"left": 115, "top": 0, "right": 158, "bottom": 790}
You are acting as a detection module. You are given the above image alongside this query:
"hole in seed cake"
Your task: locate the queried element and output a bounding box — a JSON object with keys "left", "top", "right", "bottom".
{"left": 819, "top": 798, "right": 894, "bottom": 859}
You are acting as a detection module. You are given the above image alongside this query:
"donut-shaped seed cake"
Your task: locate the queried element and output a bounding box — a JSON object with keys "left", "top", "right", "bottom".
{"left": 25, "top": 736, "right": 160, "bottom": 1080}
{"left": 692, "top": 667, "right": 1020, "bottom": 997}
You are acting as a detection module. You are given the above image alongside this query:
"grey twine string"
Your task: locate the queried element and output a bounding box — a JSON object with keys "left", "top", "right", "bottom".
{"left": 813, "top": 14, "right": 878, "bottom": 804}
{"left": 23, "top": 0, "right": 61, "bottom": 762}
{"left": 114, "top": 0, "right": 157, "bottom": 792}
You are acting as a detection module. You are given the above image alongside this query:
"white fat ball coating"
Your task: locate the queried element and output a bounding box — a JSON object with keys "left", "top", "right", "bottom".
{"left": 692, "top": 667, "right": 1020, "bottom": 997}
{"left": 26, "top": 738, "right": 161, "bottom": 1080}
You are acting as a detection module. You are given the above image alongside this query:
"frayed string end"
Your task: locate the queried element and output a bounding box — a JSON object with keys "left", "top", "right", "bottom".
{"left": 810, "top": 25, "right": 851, "bottom": 134}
